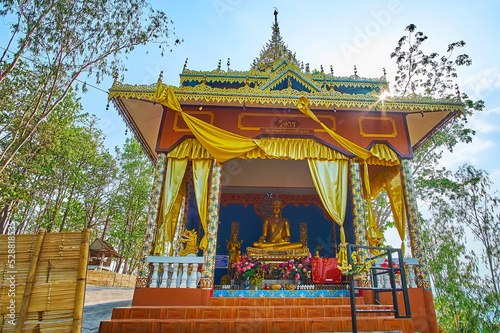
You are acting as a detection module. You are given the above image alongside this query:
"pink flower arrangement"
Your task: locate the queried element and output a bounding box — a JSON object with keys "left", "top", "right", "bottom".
{"left": 233, "top": 253, "right": 312, "bottom": 284}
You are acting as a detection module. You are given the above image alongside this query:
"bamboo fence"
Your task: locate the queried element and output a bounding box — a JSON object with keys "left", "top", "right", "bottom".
{"left": 86, "top": 270, "right": 136, "bottom": 288}
{"left": 0, "top": 229, "right": 89, "bottom": 332}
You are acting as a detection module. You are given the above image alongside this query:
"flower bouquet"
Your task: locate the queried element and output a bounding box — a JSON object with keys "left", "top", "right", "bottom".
{"left": 232, "top": 254, "right": 261, "bottom": 286}
{"left": 337, "top": 251, "right": 377, "bottom": 278}
{"left": 267, "top": 253, "right": 312, "bottom": 284}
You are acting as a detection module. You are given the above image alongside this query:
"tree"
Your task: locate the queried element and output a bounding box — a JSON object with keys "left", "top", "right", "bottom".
{"left": 385, "top": 24, "right": 497, "bottom": 330}
{"left": 0, "top": 0, "right": 181, "bottom": 175}
{"left": 0, "top": 75, "right": 118, "bottom": 235}
{"left": 372, "top": 24, "right": 484, "bottom": 238}
{"left": 451, "top": 165, "right": 500, "bottom": 295}
{"left": 423, "top": 168, "right": 500, "bottom": 332}
{"left": 108, "top": 138, "right": 152, "bottom": 274}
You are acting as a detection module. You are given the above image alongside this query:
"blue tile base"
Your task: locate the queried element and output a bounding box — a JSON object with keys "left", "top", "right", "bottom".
{"left": 213, "top": 289, "right": 349, "bottom": 298}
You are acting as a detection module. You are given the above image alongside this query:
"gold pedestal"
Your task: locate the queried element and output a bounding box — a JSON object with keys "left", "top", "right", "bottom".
{"left": 246, "top": 246, "right": 309, "bottom": 261}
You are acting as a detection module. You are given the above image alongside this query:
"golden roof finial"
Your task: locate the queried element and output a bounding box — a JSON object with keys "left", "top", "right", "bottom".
{"left": 251, "top": 8, "right": 300, "bottom": 71}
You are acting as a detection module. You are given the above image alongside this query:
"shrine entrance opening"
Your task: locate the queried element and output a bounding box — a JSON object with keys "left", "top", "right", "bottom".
{"left": 215, "top": 157, "right": 346, "bottom": 288}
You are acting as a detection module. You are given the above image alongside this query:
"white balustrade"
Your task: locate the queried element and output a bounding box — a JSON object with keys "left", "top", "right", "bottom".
{"left": 373, "top": 257, "right": 419, "bottom": 288}
{"left": 147, "top": 256, "right": 204, "bottom": 288}
{"left": 404, "top": 258, "right": 419, "bottom": 288}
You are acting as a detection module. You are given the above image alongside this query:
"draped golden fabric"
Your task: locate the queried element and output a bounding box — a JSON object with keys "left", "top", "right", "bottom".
{"left": 154, "top": 85, "right": 376, "bottom": 163}
{"left": 362, "top": 145, "right": 399, "bottom": 250}
{"left": 154, "top": 86, "right": 258, "bottom": 162}
{"left": 255, "top": 137, "right": 348, "bottom": 161}
{"left": 166, "top": 185, "right": 186, "bottom": 255}
{"left": 367, "top": 144, "right": 400, "bottom": 166}
{"left": 181, "top": 112, "right": 258, "bottom": 162}
{"left": 169, "top": 137, "right": 349, "bottom": 161}
{"left": 385, "top": 170, "right": 407, "bottom": 256}
{"left": 363, "top": 165, "right": 406, "bottom": 255}
{"left": 307, "top": 159, "right": 348, "bottom": 262}
{"left": 368, "top": 165, "right": 401, "bottom": 198}
{"left": 297, "top": 96, "right": 372, "bottom": 161}
{"left": 156, "top": 158, "right": 188, "bottom": 255}
{"left": 360, "top": 163, "right": 383, "bottom": 251}
{"left": 193, "top": 159, "right": 212, "bottom": 250}
{"left": 167, "top": 139, "right": 213, "bottom": 160}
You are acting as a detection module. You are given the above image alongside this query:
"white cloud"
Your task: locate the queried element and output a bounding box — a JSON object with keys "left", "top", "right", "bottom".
{"left": 460, "top": 67, "right": 500, "bottom": 99}
{"left": 489, "top": 168, "right": 500, "bottom": 194}
{"left": 440, "top": 138, "right": 494, "bottom": 169}
{"left": 483, "top": 106, "right": 500, "bottom": 116}
{"left": 469, "top": 112, "right": 500, "bottom": 134}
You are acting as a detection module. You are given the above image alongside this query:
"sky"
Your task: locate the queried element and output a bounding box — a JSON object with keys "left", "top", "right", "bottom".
{"left": 2, "top": 1, "right": 500, "bottom": 244}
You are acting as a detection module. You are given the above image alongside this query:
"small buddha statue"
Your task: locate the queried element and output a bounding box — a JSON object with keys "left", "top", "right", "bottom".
{"left": 236, "top": 250, "right": 241, "bottom": 263}
{"left": 253, "top": 200, "right": 303, "bottom": 250}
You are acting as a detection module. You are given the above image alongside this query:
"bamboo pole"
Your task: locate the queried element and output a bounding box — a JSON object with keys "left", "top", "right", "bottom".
{"left": 16, "top": 229, "right": 46, "bottom": 333}
{"left": 72, "top": 228, "right": 90, "bottom": 332}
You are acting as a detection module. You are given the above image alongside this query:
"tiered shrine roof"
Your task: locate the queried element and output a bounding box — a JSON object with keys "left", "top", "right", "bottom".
{"left": 109, "top": 12, "right": 463, "bottom": 162}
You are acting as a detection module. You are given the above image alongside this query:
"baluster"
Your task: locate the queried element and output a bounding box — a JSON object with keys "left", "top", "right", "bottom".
{"left": 189, "top": 264, "right": 197, "bottom": 288}
{"left": 376, "top": 269, "right": 382, "bottom": 288}
{"left": 169, "top": 263, "right": 179, "bottom": 288}
{"left": 180, "top": 263, "right": 188, "bottom": 288}
{"left": 408, "top": 265, "right": 416, "bottom": 288}
{"left": 160, "top": 263, "right": 170, "bottom": 288}
{"left": 150, "top": 262, "right": 159, "bottom": 287}
{"left": 196, "top": 263, "right": 202, "bottom": 287}
{"left": 380, "top": 272, "right": 387, "bottom": 288}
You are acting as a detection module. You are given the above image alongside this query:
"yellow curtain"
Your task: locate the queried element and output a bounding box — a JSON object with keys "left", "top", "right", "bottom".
{"left": 157, "top": 158, "right": 188, "bottom": 255}
{"left": 385, "top": 170, "right": 407, "bottom": 256}
{"left": 256, "top": 137, "right": 348, "bottom": 161}
{"left": 193, "top": 159, "right": 212, "bottom": 250}
{"left": 362, "top": 145, "right": 400, "bottom": 250}
{"left": 165, "top": 185, "right": 186, "bottom": 255}
{"left": 169, "top": 137, "right": 349, "bottom": 161}
{"left": 307, "top": 159, "right": 348, "bottom": 262}
{"left": 368, "top": 165, "right": 401, "bottom": 198}
{"left": 367, "top": 144, "right": 400, "bottom": 166}
{"left": 167, "top": 138, "right": 213, "bottom": 160}
{"left": 357, "top": 162, "right": 382, "bottom": 252}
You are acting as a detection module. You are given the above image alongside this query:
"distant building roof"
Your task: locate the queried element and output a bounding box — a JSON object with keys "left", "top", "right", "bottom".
{"left": 89, "top": 238, "right": 119, "bottom": 257}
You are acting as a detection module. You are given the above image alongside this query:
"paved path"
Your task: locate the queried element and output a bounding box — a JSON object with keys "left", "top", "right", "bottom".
{"left": 82, "top": 285, "right": 134, "bottom": 332}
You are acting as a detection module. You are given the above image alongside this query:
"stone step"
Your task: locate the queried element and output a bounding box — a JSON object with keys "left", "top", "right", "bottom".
{"left": 99, "top": 317, "right": 413, "bottom": 332}
{"left": 111, "top": 304, "right": 395, "bottom": 320}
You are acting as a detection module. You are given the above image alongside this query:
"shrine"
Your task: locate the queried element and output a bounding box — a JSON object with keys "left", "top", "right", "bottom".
{"left": 101, "top": 10, "right": 463, "bottom": 333}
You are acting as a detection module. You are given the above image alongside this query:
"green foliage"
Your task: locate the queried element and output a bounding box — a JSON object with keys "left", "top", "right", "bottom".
{"left": 0, "top": 2, "right": 173, "bottom": 272}
{"left": 0, "top": 0, "right": 180, "bottom": 176}
{"left": 107, "top": 138, "right": 152, "bottom": 273}
{"left": 0, "top": 74, "right": 152, "bottom": 273}
{"left": 423, "top": 178, "right": 500, "bottom": 332}
{"left": 384, "top": 24, "right": 499, "bottom": 330}
{"left": 390, "top": 24, "right": 471, "bottom": 98}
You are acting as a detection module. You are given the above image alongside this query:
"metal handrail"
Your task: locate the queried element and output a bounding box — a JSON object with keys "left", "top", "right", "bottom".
{"left": 347, "top": 244, "right": 411, "bottom": 333}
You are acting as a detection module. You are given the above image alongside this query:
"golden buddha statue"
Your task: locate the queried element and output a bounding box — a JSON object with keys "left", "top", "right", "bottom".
{"left": 252, "top": 200, "right": 303, "bottom": 250}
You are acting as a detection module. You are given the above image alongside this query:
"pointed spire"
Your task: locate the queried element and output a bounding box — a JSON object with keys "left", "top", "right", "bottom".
{"left": 251, "top": 9, "right": 300, "bottom": 71}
